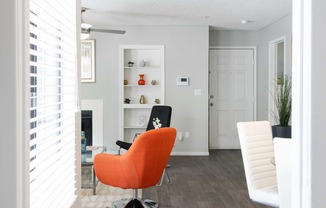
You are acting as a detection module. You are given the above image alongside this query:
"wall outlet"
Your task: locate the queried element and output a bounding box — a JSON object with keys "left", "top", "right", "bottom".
{"left": 185, "top": 132, "right": 190, "bottom": 139}
{"left": 177, "top": 132, "right": 183, "bottom": 141}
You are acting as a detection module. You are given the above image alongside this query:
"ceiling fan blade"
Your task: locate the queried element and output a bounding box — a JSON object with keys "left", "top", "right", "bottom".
{"left": 90, "top": 28, "right": 126, "bottom": 34}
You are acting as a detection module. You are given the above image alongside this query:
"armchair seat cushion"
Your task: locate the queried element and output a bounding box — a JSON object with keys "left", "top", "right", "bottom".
{"left": 252, "top": 185, "right": 279, "bottom": 207}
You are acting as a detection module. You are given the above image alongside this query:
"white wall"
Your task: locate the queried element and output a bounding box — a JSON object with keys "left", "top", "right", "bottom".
{"left": 82, "top": 26, "right": 209, "bottom": 155}
{"left": 303, "top": 0, "right": 326, "bottom": 206}
{"left": 0, "top": 0, "right": 18, "bottom": 207}
{"left": 291, "top": 0, "right": 326, "bottom": 206}
{"left": 209, "top": 14, "right": 292, "bottom": 120}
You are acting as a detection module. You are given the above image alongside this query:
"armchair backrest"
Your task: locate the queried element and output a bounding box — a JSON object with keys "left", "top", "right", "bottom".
{"left": 126, "top": 127, "right": 176, "bottom": 188}
{"left": 146, "top": 105, "right": 172, "bottom": 131}
{"left": 94, "top": 127, "right": 176, "bottom": 189}
{"left": 237, "top": 121, "right": 279, "bottom": 206}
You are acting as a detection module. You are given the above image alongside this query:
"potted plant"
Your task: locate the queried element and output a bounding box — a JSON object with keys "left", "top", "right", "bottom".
{"left": 271, "top": 74, "right": 292, "bottom": 138}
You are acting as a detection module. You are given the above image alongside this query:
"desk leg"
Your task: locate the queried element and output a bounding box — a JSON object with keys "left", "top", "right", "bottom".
{"left": 93, "top": 166, "right": 96, "bottom": 195}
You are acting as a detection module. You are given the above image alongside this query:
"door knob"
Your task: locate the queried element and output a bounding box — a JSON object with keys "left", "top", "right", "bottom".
{"left": 210, "top": 95, "right": 214, "bottom": 98}
{"left": 210, "top": 102, "right": 214, "bottom": 106}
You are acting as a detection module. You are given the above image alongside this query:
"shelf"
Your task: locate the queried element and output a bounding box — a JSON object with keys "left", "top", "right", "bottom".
{"left": 123, "top": 104, "right": 154, "bottom": 109}
{"left": 124, "top": 126, "right": 147, "bottom": 129}
{"left": 124, "top": 84, "right": 160, "bottom": 87}
{"left": 124, "top": 66, "right": 160, "bottom": 70}
{"left": 120, "top": 45, "right": 164, "bottom": 142}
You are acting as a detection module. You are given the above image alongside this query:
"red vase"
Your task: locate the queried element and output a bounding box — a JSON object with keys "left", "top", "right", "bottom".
{"left": 138, "top": 74, "right": 145, "bottom": 85}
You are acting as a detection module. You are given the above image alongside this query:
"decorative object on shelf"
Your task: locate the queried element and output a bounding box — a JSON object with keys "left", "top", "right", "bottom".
{"left": 140, "top": 60, "right": 146, "bottom": 67}
{"left": 137, "top": 115, "right": 147, "bottom": 127}
{"left": 128, "top": 61, "right": 134, "bottom": 67}
{"left": 124, "top": 98, "right": 131, "bottom": 104}
{"left": 124, "top": 79, "right": 128, "bottom": 85}
{"left": 154, "top": 98, "right": 160, "bottom": 104}
{"left": 151, "top": 80, "right": 157, "bottom": 85}
{"left": 81, "top": 131, "right": 87, "bottom": 153}
{"left": 138, "top": 74, "right": 146, "bottom": 85}
{"left": 139, "top": 95, "right": 145, "bottom": 104}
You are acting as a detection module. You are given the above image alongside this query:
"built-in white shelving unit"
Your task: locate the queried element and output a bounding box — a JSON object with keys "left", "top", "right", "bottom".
{"left": 119, "top": 45, "right": 165, "bottom": 141}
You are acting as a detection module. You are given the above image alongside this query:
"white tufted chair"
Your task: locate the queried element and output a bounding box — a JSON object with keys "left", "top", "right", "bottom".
{"left": 274, "top": 137, "right": 292, "bottom": 208}
{"left": 237, "top": 121, "right": 279, "bottom": 207}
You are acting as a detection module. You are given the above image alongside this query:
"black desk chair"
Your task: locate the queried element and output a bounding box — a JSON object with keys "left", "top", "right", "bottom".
{"left": 116, "top": 105, "right": 172, "bottom": 185}
{"left": 116, "top": 105, "right": 172, "bottom": 152}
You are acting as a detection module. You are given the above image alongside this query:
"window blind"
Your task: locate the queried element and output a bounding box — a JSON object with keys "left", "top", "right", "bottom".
{"left": 29, "top": 0, "right": 77, "bottom": 207}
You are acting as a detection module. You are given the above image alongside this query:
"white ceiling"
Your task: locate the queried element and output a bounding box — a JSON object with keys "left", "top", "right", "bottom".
{"left": 81, "top": 0, "right": 292, "bottom": 31}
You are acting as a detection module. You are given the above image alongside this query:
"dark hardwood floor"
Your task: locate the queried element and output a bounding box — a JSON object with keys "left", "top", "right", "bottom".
{"left": 143, "top": 150, "right": 271, "bottom": 208}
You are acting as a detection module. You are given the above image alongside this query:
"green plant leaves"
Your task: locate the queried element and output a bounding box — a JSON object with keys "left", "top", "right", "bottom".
{"left": 272, "top": 74, "right": 292, "bottom": 126}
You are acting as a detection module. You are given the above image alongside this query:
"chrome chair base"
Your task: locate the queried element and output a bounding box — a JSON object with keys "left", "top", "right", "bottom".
{"left": 111, "top": 198, "right": 158, "bottom": 208}
{"left": 111, "top": 189, "right": 159, "bottom": 208}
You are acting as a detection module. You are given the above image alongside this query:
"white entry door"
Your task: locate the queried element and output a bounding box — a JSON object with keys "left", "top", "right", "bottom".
{"left": 209, "top": 49, "right": 255, "bottom": 149}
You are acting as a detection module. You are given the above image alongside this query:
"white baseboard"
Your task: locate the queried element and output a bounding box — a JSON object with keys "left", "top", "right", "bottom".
{"left": 209, "top": 146, "right": 240, "bottom": 150}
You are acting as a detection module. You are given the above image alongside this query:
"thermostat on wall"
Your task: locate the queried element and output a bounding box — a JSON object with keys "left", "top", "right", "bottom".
{"left": 176, "top": 77, "right": 189, "bottom": 86}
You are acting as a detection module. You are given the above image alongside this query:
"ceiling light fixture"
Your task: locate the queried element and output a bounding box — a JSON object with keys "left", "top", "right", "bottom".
{"left": 81, "top": 7, "right": 92, "bottom": 39}
{"left": 81, "top": 22, "right": 92, "bottom": 29}
{"left": 241, "top": 20, "right": 249, "bottom": 24}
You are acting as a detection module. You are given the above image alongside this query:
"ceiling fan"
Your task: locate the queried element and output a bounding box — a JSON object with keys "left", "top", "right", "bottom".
{"left": 81, "top": 7, "right": 126, "bottom": 39}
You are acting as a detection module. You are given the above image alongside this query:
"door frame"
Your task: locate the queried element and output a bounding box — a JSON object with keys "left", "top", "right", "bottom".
{"left": 208, "top": 46, "right": 257, "bottom": 149}
{"left": 268, "top": 36, "right": 287, "bottom": 125}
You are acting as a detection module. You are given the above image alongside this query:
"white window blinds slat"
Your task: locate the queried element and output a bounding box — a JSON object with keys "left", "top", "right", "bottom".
{"left": 29, "top": 0, "right": 77, "bottom": 207}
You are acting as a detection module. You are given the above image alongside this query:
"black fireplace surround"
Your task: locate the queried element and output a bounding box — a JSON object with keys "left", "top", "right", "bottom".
{"left": 81, "top": 110, "right": 92, "bottom": 146}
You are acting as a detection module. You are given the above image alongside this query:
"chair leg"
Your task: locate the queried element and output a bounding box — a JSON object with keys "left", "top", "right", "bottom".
{"left": 156, "top": 169, "right": 165, "bottom": 186}
{"left": 165, "top": 167, "right": 170, "bottom": 183}
{"left": 156, "top": 166, "right": 171, "bottom": 186}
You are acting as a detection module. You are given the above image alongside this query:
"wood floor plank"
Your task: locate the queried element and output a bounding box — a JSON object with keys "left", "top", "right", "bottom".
{"left": 143, "top": 150, "right": 271, "bottom": 208}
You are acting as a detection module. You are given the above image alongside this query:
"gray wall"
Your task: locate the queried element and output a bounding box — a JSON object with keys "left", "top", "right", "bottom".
{"left": 82, "top": 26, "right": 209, "bottom": 155}
{"left": 209, "top": 14, "right": 292, "bottom": 120}
{"left": 256, "top": 15, "right": 292, "bottom": 120}
{"left": 209, "top": 30, "right": 258, "bottom": 46}
{"left": 0, "top": 0, "right": 18, "bottom": 207}
{"left": 82, "top": 14, "right": 292, "bottom": 154}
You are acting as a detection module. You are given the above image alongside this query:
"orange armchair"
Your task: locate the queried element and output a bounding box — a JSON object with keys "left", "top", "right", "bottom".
{"left": 94, "top": 127, "right": 176, "bottom": 208}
